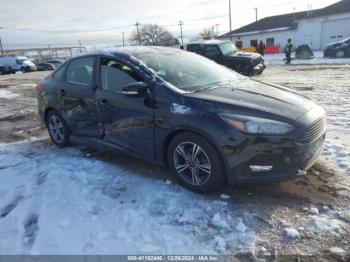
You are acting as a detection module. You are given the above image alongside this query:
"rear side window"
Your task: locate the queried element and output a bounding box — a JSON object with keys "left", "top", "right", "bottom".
{"left": 100, "top": 58, "right": 142, "bottom": 92}
{"left": 187, "top": 45, "right": 202, "bottom": 54}
{"left": 204, "top": 46, "right": 221, "bottom": 59}
{"left": 52, "top": 62, "right": 67, "bottom": 80}
{"left": 66, "top": 57, "right": 94, "bottom": 85}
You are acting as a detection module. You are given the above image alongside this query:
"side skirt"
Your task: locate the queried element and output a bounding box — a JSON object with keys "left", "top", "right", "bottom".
{"left": 69, "top": 135, "right": 164, "bottom": 167}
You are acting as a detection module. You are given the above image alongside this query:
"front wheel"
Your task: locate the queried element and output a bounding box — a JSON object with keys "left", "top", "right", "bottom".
{"left": 46, "top": 111, "right": 70, "bottom": 148}
{"left": 168, "top": 132, "right": 226, "bottom": 193}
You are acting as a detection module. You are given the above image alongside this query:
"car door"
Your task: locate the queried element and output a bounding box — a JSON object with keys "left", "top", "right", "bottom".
{"left": 58, "top": 56, "right": 101, "bottom": 137}
{"left": 94, "top": 56, "right": 154, "bottom": 157}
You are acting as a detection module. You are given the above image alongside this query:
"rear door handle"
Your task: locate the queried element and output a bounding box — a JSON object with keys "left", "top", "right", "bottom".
{"left": 101, "top": 99, "right": 108, "bottom": 104}
{"left": 60, "top": 89, "right": 66, "bottom": 96}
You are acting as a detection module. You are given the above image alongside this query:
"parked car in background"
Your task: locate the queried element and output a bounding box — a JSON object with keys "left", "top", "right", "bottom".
{"left": 45, "top": 60, "right": 64, "bottom": 67}
{"left": 186, "top": 40, "right": 266, "bottom": 76}
{"left": 0, "top": 64, "right": 12, "bottom": 75}
{"left": 37, "top": 62, "right": 55, "bottom": 71}
{"left": 0, "top": 56, "right": 27, "bottom": 73}
{"left": 37, "top": 47, "right": 326, "bottom": 193}
{"left": 17, "top": 56, "right": 37, "bottom": 71}
{"left": 324, "top": 37, "right": 350, "bottom": 58}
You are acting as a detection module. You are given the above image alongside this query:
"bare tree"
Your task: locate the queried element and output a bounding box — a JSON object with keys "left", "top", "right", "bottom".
{"left": 130, "top": 24, "right": 178, "bottom": 46}
{"left": 200, "top": 27, "right": 214, "bottom": 40}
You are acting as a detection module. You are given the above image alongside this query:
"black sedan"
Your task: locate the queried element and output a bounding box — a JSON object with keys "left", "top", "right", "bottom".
{"left": 36, "top": 47, "right": 326, "bottom": 193}
{"left": 37, "top": 62, "right": 55, "bottom": 71}
{"left": 324, "top": 38, "right": 350, "bottom": 58}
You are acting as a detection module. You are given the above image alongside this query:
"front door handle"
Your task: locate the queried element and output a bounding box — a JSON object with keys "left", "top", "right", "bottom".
{"left": 101, "top": 99, "right": 108, "bottom": 104}
{"left": 60, "top": 89, "right": 66, "bottom": 96}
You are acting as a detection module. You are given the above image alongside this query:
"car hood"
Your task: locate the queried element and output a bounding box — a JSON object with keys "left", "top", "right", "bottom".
{"left": 184, "top": 78, "right": 317, "bottom": 121}
{"left": 224, "top": 51, "right": 261, "bottom": 61}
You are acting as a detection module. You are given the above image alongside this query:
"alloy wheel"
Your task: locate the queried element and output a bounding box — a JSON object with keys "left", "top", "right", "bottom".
{"left": 173, "top": 142, "right": 211, "bottom": 186}
{"left": 48, "top": 115, "right": 65, "bottom": 144}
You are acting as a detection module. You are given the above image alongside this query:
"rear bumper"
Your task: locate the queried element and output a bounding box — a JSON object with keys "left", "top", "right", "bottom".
{"left": 225, "top": 132, "right": 326, "bottom": 185}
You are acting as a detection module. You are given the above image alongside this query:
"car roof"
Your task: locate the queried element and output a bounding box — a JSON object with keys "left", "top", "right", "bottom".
{"left": 73, "top": 46, "right": 184, "bottom": 59}
{"left": 187, "top": 39, "right": 229, "bottom": 45}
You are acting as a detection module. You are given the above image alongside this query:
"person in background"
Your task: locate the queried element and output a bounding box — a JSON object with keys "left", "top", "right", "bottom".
{"left": 257, "top": 40, "right": 266, "bottom": 56}
{"left": 285, "top": 38, "right": 293, "bottom": 64}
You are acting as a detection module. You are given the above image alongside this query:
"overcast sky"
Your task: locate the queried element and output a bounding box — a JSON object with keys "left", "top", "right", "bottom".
{"left": 0, "top": 0, "right": 340, "bottom": 49}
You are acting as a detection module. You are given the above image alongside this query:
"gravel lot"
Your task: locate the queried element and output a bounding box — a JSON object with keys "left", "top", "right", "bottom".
{"left": 0, "top": 65, "right": 349, "bottom": 259}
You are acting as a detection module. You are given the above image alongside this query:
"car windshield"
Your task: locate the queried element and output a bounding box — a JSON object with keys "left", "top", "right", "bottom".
{"left": 219, "top": 42, "right": 237, "bottom": 56}
{"left": 132, "top": 49, "right": 240, "bottom": 91}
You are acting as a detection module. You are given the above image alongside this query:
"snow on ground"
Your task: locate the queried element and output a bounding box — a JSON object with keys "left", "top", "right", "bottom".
{"left": 0, "top": 140, "right": 256, "bottom": 255}
{"left": 264, "top": 51, "right": 350, "bottom": 66}
{"left": 0, "top": 89, "right": 19, "bottom": 99}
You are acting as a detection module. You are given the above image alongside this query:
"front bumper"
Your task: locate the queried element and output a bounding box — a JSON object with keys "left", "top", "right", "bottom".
{"left": 225, "top": 132, "right": 326, "bottom": 185}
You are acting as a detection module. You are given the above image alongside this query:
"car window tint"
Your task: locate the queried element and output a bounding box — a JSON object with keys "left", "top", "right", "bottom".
{"left": 204, "top": 46, "right": 221, "bottom": 59}
{"left": 188, "top": 45, "right": 202, "bottom": 54}
{"left": 52, "top": 62, "right": 67, "bottom": 80}
{"left": 66, "top": 57, "right": 94, "bottom": 85}
{"left": 100, "top": 58, "right": 142, "bottom": 92}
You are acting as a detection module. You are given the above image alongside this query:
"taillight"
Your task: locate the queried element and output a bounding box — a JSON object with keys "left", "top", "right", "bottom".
{"left": 36, "top": 82, "right": 44, "bottom": 93}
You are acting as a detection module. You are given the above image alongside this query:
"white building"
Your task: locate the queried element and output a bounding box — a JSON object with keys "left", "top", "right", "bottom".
{"left": 220, "top": 0, "right": 350, "bottom": 51}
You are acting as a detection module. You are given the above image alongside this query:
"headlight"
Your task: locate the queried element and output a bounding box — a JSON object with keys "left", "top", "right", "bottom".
{"left": 219, "top": 113, "right": 294, "bottom": 135}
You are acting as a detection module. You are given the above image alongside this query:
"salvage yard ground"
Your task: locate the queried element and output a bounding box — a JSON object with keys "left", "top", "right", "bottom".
{"left": 0, "top": 61, "right": 349, "bottom": 259}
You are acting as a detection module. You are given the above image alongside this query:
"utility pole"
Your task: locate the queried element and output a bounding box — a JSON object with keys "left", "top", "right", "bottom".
{"left": 0, "top": 37, "right": 3, "bottom": 57}
{"left": 135, "top": 21, "right": 141, "bottom": 45}
{"left": 178, "top": 21, "right": 184, "bottom": 46}
{"left": 254, "top": 8, "right": 258, "bottom": 22}
{"left": 122, "top": 32, "right": 125, "bottom": 47}
{"left": 0, "top": 27, "right": 3, "bottom": 56}
{"left": 78, "top": 40, "right": 82, "bottom": 53}
{"left": 215, "top": 24, "right": 220, "bottom": 37}
{"left": 228, "top": 0, "right": 232, "bottom": 41}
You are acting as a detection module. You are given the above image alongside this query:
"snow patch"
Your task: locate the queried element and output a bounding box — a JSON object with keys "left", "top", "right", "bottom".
{"left": 283, "top": 227, "right": 299, "bottom": 238}
{"left": 220, "top": 194, "right": 230, "bottom": 200}
{"left": 328, "top": 247, "right": 346, "bottom": 257}
{"left": 0, "top": 90, "right": 19, "bottom": 99}
{"left": 0, "top": 140, "right": 257, "bottom": 254}
{"left": 309, "top": 215, "right": 343, "bottom": 235}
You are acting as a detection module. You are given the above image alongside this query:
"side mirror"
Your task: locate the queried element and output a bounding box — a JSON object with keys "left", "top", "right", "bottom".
{"left": 120, "top": 82, "right": 148, "bottom": 96}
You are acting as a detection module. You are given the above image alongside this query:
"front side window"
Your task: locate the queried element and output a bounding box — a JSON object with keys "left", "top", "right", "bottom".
{"left": 100, "top": 58, "right": 142, "bottom": 92}
{"left": 66, "top": 57, "right": 94, "bottom": 85}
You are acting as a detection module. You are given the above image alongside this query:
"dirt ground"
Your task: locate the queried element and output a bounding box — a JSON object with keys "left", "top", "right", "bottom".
{"left": 0, "top": 65, "right": 349, "bottom": 260}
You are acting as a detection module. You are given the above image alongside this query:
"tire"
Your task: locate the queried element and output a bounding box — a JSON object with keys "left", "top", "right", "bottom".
{"left": 167, "top": 132, "right": 226, "bottom": 193}
{"left": 46, "top": 110, "right": 70, "bottom": 148}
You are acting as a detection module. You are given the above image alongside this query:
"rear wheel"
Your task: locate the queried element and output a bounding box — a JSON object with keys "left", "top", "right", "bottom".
{"left": 46, "top": 111, "right": 70, "bottom": 148}
{"left": 168, "top": 132, "right": 226, "bottom": 193}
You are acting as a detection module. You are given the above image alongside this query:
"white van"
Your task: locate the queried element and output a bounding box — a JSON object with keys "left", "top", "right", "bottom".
{"left": 0, "top": 56, "right": 27, "bottom": 72}
{"left": 17, "top": 56, "right": 37, "bottom": 71}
